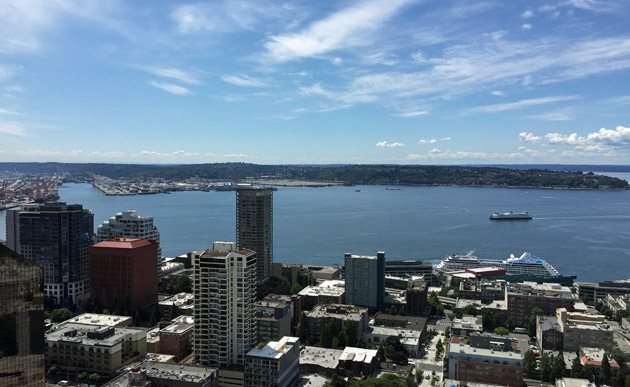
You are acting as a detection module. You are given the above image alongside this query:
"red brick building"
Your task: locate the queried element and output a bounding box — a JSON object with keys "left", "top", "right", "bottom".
{"left": 90, "top": 238, "right": 158, "bottom": 311}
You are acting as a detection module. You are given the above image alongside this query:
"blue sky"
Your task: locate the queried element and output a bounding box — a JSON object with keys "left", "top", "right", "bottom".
{"left": 1, "top": 0, "right": 629, "bottom": 165}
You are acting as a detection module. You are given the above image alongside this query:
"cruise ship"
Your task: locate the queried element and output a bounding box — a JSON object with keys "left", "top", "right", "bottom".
{"left": 434, "top": 251, "right": 560, "bottom": 277}
{"left": 490, "top": 211, "right": 532, "bottom": 220}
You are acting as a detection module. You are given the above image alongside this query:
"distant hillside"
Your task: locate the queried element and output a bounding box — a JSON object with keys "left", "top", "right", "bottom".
{"left": 0, "top": 162, "right": 627, "bottom": 189}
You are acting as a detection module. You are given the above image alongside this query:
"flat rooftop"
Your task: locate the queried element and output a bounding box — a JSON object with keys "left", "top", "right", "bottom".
{"left": 246, "top": 336, "right": 299, "bottom": 359}
{"left": 300, "top": 346, "right": 343, "bottom": 370}
{"left": 69, "top": 313, "right": 132, "bottom": 327}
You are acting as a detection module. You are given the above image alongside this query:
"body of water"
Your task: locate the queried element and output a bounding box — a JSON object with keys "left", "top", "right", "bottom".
{"left": 2, "top": 183, "right": 630, "bottom": 283}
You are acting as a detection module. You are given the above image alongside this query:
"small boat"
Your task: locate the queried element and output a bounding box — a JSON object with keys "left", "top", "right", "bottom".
{"left": 355, "top": 189, "right": 361, "bottom": 192}
{"left": 490, "top": 211, "right": 532, "bottom": 220}
{"left": 385, "top": 188, "right": 401, "bottom": 190}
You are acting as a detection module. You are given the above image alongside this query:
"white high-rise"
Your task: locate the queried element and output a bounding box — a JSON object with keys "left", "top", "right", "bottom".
{"left": 193, "top": 242, "right": 257, "bottom": 368}
{"left": 96, "top": 210, "right": 162, "bottom": 279}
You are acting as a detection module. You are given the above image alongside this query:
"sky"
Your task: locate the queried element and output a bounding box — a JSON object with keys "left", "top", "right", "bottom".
{"left": 0, "top": 0, "right": 629, "bottom": 165}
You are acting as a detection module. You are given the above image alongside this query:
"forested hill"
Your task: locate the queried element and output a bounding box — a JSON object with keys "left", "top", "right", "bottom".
{"left": 0, "top": 162, "right": 627, "bottom": 189}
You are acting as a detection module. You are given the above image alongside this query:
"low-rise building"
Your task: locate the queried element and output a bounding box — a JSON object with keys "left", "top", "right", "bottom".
{"left": 338, "top": 347, "right": 379, "bottom": 378}
{"left": 556, "top": 308, "right": 614, "bottom": 352}
{"left": 159, "top": 292, "right": 194, "bottom": 317}
{"left": 104, "top": 361, "right": 218, "bottom": 387}
{"left": 306, "top": 304, "right": 368, "bottom": 340}
{"left": 45, "top": 322, "right": 147, "bottom": 376}
{"left": 507, "top": 282, "right": 574, "bottom": 326}
{"left": 157, "top": 315, "right": 194, "bottom": 362}
{"left": 264, "top": 293, "right": 302, "bottom": 330}
{"left": 556, "top": 377, "right": 596, "bottom": 387}
{"left": 298, "top": 280, "right": 346, "bottom": 309}
{"left": 451, "top": 315, "right": 483, "bottom": 337}
{"left": 604, "top": 294, "right": 630, "bottom": 313}
{"left": 363, "top": 326, "right": 421, "bottom": 357}
{"left": 312, "top": 266, "right": 341, "bottom": 281}
{"left": 536, "top": 316, "right": 563, "bottom": 352}
{"left": 255, "top": 300, "right": 291, "bottom": 341}
{"left": 447, "top": 335, "right": 523, "bottom": 386}
{"left": 66, "top": 313, "right": 133, "bottom": 327}
{"left": 384, "top": 260, "right": 435, "bottom": 286}
{"left": 579, "top": 347, "right": 620, "bottom": 377}
{"left": 576, "top": 279, "right": 630, "bottom": 305}
{"left": 244, "top": 336, "right": 300, "bottom": 387}
{"left": 299, "top": 346, "right": 343, "bottom": 377}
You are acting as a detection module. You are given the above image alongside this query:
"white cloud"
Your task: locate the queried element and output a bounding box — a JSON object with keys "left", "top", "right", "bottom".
{"left": 376, "top": 141, "right": 405, "bottom": 148}
{"left": 491, "top": 90, "right": 504, "bottom": 96}
{"left": 521, "top": 9, "right": 534, "bottom": 18}
{"left": 149, "top": 81, "right": 191, "bottom": 95}
{"left": 0, "top": 108, "right": 20, "bottom": 115}
{"left": 521, "top": 24, "right": 532, "bottom": 30}
{"left": 526, "top": 110, "right": 573, "bottom": 121}
{"left": 406, "top": 149, "right": 489, "bottom": 160}
{"left": 141, "top": 66, "right": 200, "bottom": 84}
{"left": 519, "top": 132, "right": 542, "bottom": 143}
{"left": 441, "top": 137, "right": 451, "bottom": 141}
{"left": 395, "top": 111, "right": 428, "bottom": 118}
{"left": 545, "top": 132, "right": 586, "bottom": 145}
{"left": 262, "top": 0, "right": 413, "bottom": 62}
{"left": 332, "top": 57, "right": 343, "bottom": 65}
{"left": 221, "top": 74, "right": 266, "bottom": 87}
{"left": 587, "top": 126, "right": 630, "bottom": 146}
{"left": 418, "top": 139, "right": 437, "bottom": 144}
{"left": 0, "top": 122, "right": 27, "bottom": 136}
{"left": 463, "top": 95, "right": 579, "bottom": 114}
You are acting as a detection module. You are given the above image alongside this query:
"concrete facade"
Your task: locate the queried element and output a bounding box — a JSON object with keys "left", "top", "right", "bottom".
{"left": 344, "top": 252, "right": 385, "bottom": 310}
{"left": 236, "top": 187, "right": 273, "bottom": 283}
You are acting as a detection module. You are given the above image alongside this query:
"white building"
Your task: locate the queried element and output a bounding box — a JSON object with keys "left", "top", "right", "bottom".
{"left": 193, "top": 242, "right": 257, "bottom": 368}
{"left": 245, "top": 336, "right": 300, "bottom": 387}
{"left": 96, "top": 210, "right": 163, "bottom": 279}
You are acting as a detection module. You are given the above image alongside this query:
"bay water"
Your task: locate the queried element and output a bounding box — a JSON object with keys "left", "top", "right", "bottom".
{"left": 2, "top": 183, "right": 630, "bottom": 283}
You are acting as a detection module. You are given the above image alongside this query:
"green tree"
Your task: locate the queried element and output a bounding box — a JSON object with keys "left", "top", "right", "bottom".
{"left": 553, "top": 351, "right": 566, "bottom": 381}
{"left": 610, "top": 347, "right": 630, "bottom": 367}
{"left": 540, "top": 352, "right": 552, "bottom": 382}
{"left": 524, "top": 307, "right": 545, "bottom": 336}
{"left": 625, "top": 375, "right": 630, "bottom": 387}
{"left": 493, "top": 327, "right": 509, "bottom": 335}
{"left": 102, "top": 308, "right": 111, "bottom": 315}
{"left": 336, "top": 331, "right": 346, "bottom": 348}
{"left": 77, "top": 372, "right": 88, "bottom": 380}
{"left": 444, "top": 326, "right": 450, "bottom": 338}
{"left": 523, "top": 349, "right": 537, "bottom": 375}
{"left": 344, "top": 320, "right": 358, "bottom": 347}
{"left": 326, "top": 374, "right": 347, "bottom": 387}
{"left": 134, "top": 310, "right": 141, "bottom": 327}
{"left": 320, "top": 319, "right": 338, "bottom": 348}
{"left": 50, "top": 308, "right": 72, "bottom": 323}
{"left": 169, "top": 303, "right": 178, "bottom": 320}
{"left": 47, "top": 365, "right": 58, "bottom": 376}
{"left": 602, "top": 353, "right": 612, "bottom": 381}
{"left": 415, "top": 370, "right": 424, "bottom": 383}
{"left": 332, "top": 336, "right": 340, "bottom": 349}
{"left": 289, "top": 283, "right": 303, "bottom": 295}
{"left": 87, "top": 373, "right": 101, "bottom": 382}
{"left": 152, "top": 303, "right": 161, "bottom": 322}
{"left": 462, "top": 304, "right": 479, "bottom": 316}
{"left": 175, "top": 275, "right": 192, "bottom": 293}
{"left": 149, "top": 312, "right": 157, "bottom": 327}
{"left": 571, "top": 356, "right": 584, "bottom": 378}
{"left": 296, "top": 312, "right": 309, "bottom": 343}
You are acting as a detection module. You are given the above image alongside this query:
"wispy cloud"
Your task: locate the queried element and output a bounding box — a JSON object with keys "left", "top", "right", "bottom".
{"left": 394, "top": 111, "right": 428, "bottom": 118}
{"left": 521, "top": 9, "right": 534, "bottom": 18}
{"left": 526, "top": 109, "right": 573, "bottom": 121}
{"left": 418, "top": 139, "right": 437, "bottom": 144}
{"left": 141, "top": 66, "right": 200, "bottom": 84}
{"left": 262, "top": 0, "right": 413, "bottom": 62}
{"left": 376, "top": 141, "right": 405, "bottom": 148}
{"left": 0, "top": 122, "right": 28, "bottom": 136}
{"left": 521, "top": 24, "right": 532, "bottom": 30}
{"left": 221, "top": 74, "right": 266, "bottom": 87}
{"left": 0, "top": 108, "right": 20, "bottom": 115}
{"left": 149, "top": 81, "right": 191, "bottom": 95}
{"left": 463, "top": 95, "right": 579, "bottom": 114}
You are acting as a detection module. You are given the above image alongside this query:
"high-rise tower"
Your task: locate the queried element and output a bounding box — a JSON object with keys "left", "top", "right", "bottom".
{"left": 0, "top": 244, "right": 46, "bottom": 386}
{"left": 344, "top": 252, "right": 385, "bottom": 310}
{"left": 236, "top": 186, "right": 273, "bottom": 283}
{"left": 96, "top": 210, "right": 163, "bottom": 280}
{"left": 6, "top": 202, "right": 93, "bottom": 306}
{"left": 193, "top": 242, "right": 257, "bottom": 368}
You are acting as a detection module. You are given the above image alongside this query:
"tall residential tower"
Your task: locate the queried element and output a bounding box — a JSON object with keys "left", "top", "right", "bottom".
{"left": 96, "top": 210, "right": 162, "bottom": 279}
{"left": 193, "top": 242, "right": 257, "bottom": 368}
{"left": 236, "top": 186, "right": 273, "bottom": 283}
{"left": 6, "top": 203, "right": 93, "bottom": 306}
{"left": 345, "top": 252, "right": 385, "bottom": 310}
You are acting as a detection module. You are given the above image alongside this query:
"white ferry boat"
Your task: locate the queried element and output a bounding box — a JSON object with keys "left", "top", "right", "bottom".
{"left": 490, "top": 211, "right": 532, "bottom": 220}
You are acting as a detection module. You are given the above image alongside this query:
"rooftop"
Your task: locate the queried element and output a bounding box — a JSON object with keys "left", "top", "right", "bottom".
{"left": 92, "top": 238, "right": 156, "bottom": 249}
{"left": 307, "top": 304, "right": 368, "bottom": 321}
{"left": 246, "top": 336, "right": 299, "bottom": 359}
{"left": 68, "top": 313, "right": 132, "bottom": 327}
{"left": 299, "top": 280, "right": 346, "bottom": 298}
{"left": 339, "top": 347, "right": 377, "bottom": 364}
{"left": 300, "top": 346, "right": 343, "bottom": 370}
